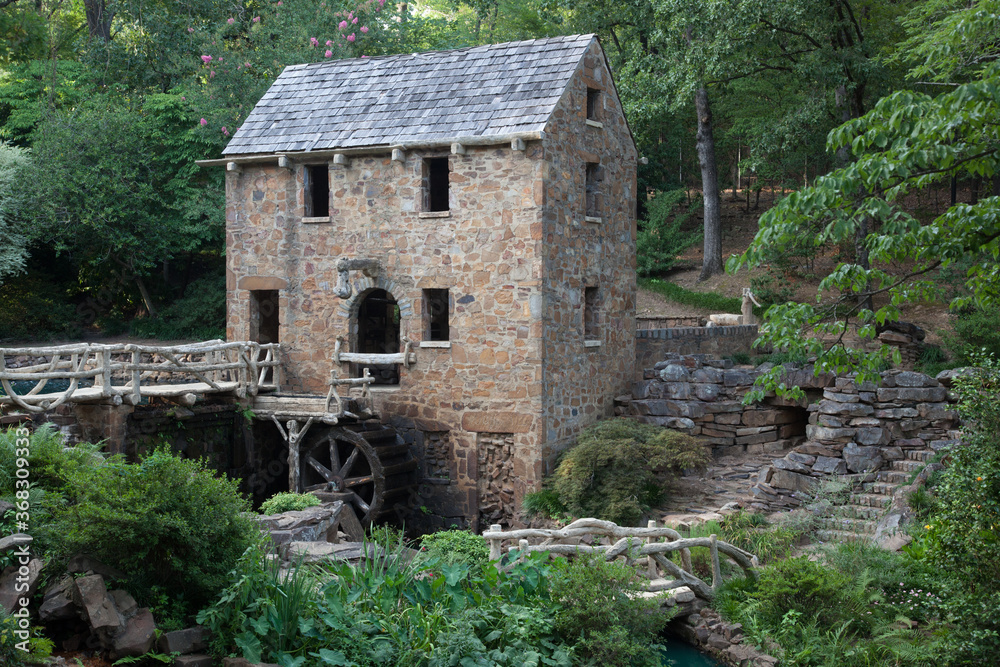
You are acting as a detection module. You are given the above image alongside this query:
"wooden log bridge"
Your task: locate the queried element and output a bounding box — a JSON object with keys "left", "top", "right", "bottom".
{"left": 482, "top": 518, "right": 759, "bottom": 601}
{"left": 0, "top": 340, "right": 281, "bottom": 413}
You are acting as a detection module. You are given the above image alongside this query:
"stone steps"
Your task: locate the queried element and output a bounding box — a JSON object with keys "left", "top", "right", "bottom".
{"left": 817, "top": 516, "right": 877, "bottom": 535}
{"left": 814, "top": 528, "right": 873, "bottom": 544}
{"left": 890, "top": 459, "right": 925, "bottom": 473}
{"left": 906, "top": 449, "right": 935, "bottom": 462}
{"left": 848, "top": 492, "right": 893, "bottom": 508}
{"left": 862, "top": 481, "right": 900, "bottom": 495}
{"left": 881, "top": 470, "right": 912, "bottom": 485}
{"left": 833, "top": 504, "right": 882, "bottom": 520}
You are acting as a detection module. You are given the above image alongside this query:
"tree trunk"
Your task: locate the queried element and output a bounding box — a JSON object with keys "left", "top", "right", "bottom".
{"left": 695, "top": 86, "right": 723, "bottom": 281}
{"left": 84, "top": 0, "right": 112, "bottom": 41}
{"left": 835, "top": 85, "right": 851, "bottom": 166}
{"left": 135, "top": 276, "right": 157, "bottom": 318}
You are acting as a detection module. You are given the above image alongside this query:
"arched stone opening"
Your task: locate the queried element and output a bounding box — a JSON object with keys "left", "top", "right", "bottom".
{"left": 352, "top": 288, "right": 401, "bottom": 385}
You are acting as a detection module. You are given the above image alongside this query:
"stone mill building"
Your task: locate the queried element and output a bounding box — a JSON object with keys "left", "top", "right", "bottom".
{"left": 212, "top": 34, "right": 639, "bottom": 526}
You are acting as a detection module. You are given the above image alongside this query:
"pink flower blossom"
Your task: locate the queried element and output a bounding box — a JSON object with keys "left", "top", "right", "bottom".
{"left": 210, "top": 70, "right": 215, "bottom": 77}
{"left": 362, "top": 54, "right": 369, "bottom": 58}
{"left": 227, "top": 17, "right": 234, "bottom": 24}
{"left": 325, "top": 50, "right": 333, "bottom": 58}
{"left": 338, "top": 20, "right": 347, "bottom": 29}
{"left": 360, "top": 26, "right": 369, "bottom": 33}
{"left": 188, "top": 27, "right": 194, "bottom": 33}
{"left": 222, "top": 126, "right": 229, "bottom": 136}
{"left": 201, "top": 55, "right": 213, "bottom": 63}
{"left": 181, "top": 96, "right": 186, "bottom": 100}
{"left": 310, "top": 37, "right": 319, "bottom": 46}
{"left": 252, "top": 16, "right": 260, "bottom": 22}
{"left": 347, "top": 33, "right": 355, "bottom": 42}
{"left": 245, "top": 62, "right": 251, "bottom": 67}
{"left": 348, "top": 11, "right": 353, "bottom": 18}
{"left": 277, "top": 1, "right": 282, "bottom": 5}
{"left": 200, "top": 118, "right": 207, "bottom": 126}
{"left": 352, "top": 17, "right": 358, "bottom": 24}
{"left": 217, "top": 57, "right": 222, "bottom": 62}
{"left": 326, "top": 39, "right": 333, "bottom": 46}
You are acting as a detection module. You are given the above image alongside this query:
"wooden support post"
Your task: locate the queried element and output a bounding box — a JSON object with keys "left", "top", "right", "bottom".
{"left": 646, "top": 520, "right": 658, "bottom": 579}
{"left": 488, "top": 524, "right": 502, "bottom": 563}
{"left": 710, "top": 534, "right": 722, "bottom": 592}
{"left": 130, "top": 349, "right": 141, "bottom": 405}
{"left": 287, "top": 419, "right": 300, "bottom": 492}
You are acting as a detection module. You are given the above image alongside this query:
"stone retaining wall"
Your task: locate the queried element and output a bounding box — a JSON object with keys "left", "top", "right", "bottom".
{"left": 635, "top": 327, "right": 762, "bottom": 380}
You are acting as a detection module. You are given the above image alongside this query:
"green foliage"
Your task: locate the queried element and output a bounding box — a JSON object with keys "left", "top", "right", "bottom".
{"left": 50, "top": 446, "right": 258, "bottom": 615}
{"left": 636, "top": 190, "right": 702, "bottom": 277}
{"left": 943, "top": 308, "right": 1000, "bottom": 365}
{"left": 521, "top": 488, "right": 568, "bottom": 520}
{"left": 550, "top": 554, "right": 671, "bottom": 666}
{"left": 0, "top": 607, "right": 53, "bottom": 665}
{"left": 200, "top": 531, "right": 579, "bottom": 666}
{"left": 638, "top": 278, "right": 743, "bottom": 313}
{"left": 259, "top": 492, "right": 321, "bottom": 516}
{"left": 0, "top": 274, "right": 81, "bottom": 341}
{"left": 0, "top": 142, "right": 29, "bottom": 283}
{"left": 551, "top": 418, "right": 709, "bottom": 526}
{"left": 418, "top": 529, "right": 490, "bottom": 568}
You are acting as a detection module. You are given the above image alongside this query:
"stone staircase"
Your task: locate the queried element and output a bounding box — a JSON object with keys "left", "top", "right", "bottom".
{"left": 814, "top": 448, "right": 935, "bottom": 543}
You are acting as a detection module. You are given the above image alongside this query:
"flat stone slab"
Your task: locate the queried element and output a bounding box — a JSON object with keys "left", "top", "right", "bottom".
{"left": 283, "top": 541, "right": 380, "bottom": 563}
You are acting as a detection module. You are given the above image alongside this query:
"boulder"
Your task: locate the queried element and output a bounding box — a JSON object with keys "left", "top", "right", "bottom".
{"left": 174, "top": 657, "right": 214, "bottom": 667}
{"left": 693, "top": 383, "right": 720, "bottom": 402}
{"left": 892, "top": 371, "right": 935, "bottom": 387}
{"left": 159, "top": 627, "right": 209, "bottom": 655}
{"left": 39, "top": 577, "right": 77, "bottom": 622}
{"left": 786, "top": 452, "right": 816, "bottom": 466}
{"left": 112, "top": 607, "right": 156, "bottom": 659}
{"left": 812, "top": 456, "right": 847, "bottom": 475}
{"left": 772, "top": 457, "right": 812, "bottom": 475}
{"left": 843, "top": 442, "right": 883, "bottom": 473}
{"left": 769, "top": 469, "right": 819, "bottom": 493}
{"left": 806, "top": 425, "right": 856, "bottom": 443}
{"left": 256, "top": 502, "right": 344, "bottom": 544}
{"left": 67, "top": 555, "right": 126, "bottom": 581}
{"left": 0, "top": 558, "right": 44, "bottom": 614}
{"left": 690, "top": 367, "right": 723, "bottom": 383}
{"left": 855, "top": 427, "right": 889, "bottom": 446}
{"left": 73, "top": 574, "right": 123, "bottom": 633}
{"left": 658, "top": 365, "right": 690, "bottom": 382}
{"left": 110, "top": 590, "right": 138, "bottom": 618}
{"left": 0, "top": 534, "right": 31, "bottom": 553}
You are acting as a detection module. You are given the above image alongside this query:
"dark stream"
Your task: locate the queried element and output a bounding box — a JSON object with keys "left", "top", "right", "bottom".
{"left": 661, "top": 637, "right": 724, "bottom": 666}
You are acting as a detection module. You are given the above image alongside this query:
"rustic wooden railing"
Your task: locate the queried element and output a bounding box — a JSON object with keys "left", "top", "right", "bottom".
{"left": 0, "top": 340, "right": 281, "bottom": 413}
{"left": 482, "top": 518, "right": 758, "bottom": 601}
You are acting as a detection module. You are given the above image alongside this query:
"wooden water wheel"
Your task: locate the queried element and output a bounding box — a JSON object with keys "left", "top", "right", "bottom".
{"left": 299, "top": 422, "right": 418, "bottom": 525}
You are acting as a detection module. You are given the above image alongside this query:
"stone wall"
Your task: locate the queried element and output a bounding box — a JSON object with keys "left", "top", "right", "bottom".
{"left": 476, "top": 432, "right": 516, "bottom": 527}
{"left": 635, "top": 326, "right": 761, "bottom": 380}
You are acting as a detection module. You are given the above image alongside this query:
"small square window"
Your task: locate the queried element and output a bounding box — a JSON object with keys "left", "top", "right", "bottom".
{"left": 304, "top": 164, "right": 329, "bottom": 217}
{"left": 423, "top": 157, "right": 450, "bottom": 212}
{"left": 585, "top": 163, "right": 603, "bottom": 218}
{"left": 424, "top": 288, "right": 450, "bottom": 341}
{"left": 584, "top": 286, "right": 600, "bottom": 340}
{"left": 586, "top": 88, "right": 601, "bottom": 120}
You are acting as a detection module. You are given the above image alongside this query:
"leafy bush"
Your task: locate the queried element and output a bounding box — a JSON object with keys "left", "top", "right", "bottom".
{"left": 552, "top": 418, "right": 708, "bottom": 526}
{"left": 259, "top": 492, "right": 320, "bottom": 515}
{"left": 51, "top": 446, "right": 258, "bottom": 615}
{"left": 0, "top": 275, "right": 81, "bottom": 341}
{"left": 636, "top": 189, "right": 702, "bottom": 277}
{"left": 418, "top": 529, "right": 490, "bottom": 568}
{"left": 550, "top": 554, "right": 672, "bottom": 666}
{"left": 522, "top": 488, "right": 568, "bottom": 519}
{"left": 130, "top": 273, "right": 226, "bottom": 340}
{"left": 943, "top": 308, "right": 1000, "bottom": 364}
{"left": 749, "top": 557, "right": 865, "bottom": 630}
{"left": 200, "top": 532, "right": 578, "bottom": 667}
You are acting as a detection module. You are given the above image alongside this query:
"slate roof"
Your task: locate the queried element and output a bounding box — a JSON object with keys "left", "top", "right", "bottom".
{"left": 223, "top": 34, "right": 596, "bottom": 156}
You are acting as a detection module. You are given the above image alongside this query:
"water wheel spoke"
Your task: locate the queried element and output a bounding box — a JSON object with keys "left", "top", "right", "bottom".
{"left": 329, "top": 439, "right": 341, "bottom": 473}
{"left": 344, "top": 475, "right": 374, "bottom": 487}
{"left": 339, "top": 448, "right": 360, "bottom": 478}
{"left": 306, "top": 456, "right": 335, "bottom": 482}
{"left": 353, "top": 495, "right": 371, "bottom": 513}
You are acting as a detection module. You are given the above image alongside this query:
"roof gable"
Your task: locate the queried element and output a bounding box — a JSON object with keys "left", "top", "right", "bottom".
{"left": 222, "top": 34, "right": 596, "bottom": 156}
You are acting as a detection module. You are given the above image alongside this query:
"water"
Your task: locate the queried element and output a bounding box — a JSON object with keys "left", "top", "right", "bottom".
{"left": 0, "top": 379, "right": 83, "bottom": 396}
{"left": 661, "top": 637, "right": 724, "bottom": 667}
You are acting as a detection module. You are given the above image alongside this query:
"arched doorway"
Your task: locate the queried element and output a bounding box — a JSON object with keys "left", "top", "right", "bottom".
{"left": 354, "top": 289, "right": 400, "bottom": 385}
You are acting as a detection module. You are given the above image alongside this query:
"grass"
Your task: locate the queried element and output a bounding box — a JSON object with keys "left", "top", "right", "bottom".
{"left": 638, "top": 278, "right": 743, "bottom": 313}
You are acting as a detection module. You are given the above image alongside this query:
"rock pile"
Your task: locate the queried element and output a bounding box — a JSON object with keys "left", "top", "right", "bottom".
{"left": 672, "top": 607, "right": 779, "bottom": 667}
{"left": 876, "top": 321, "right": 926, "bottom": 370}
{"left": 749, "top": 369, "right": 960, "bottom": 515}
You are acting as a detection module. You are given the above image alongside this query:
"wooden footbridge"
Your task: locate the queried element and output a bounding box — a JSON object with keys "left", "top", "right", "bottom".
{"left": 0, "top": 340, "right": 419, "bottom": 525}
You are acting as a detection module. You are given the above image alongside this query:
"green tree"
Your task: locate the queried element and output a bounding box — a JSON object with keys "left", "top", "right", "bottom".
{"left": 0, "top": 142, "right": 29, "bottom": 282}
{"left": 729, "top": 0, "right": 1000, "bottom": 397}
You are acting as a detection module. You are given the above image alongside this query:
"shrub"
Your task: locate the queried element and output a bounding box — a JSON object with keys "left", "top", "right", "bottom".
{"left": 418, "top": 529, "right": 490, "bottom": 568}
{"left": 749, "top": 557, "right": 864, "bottom": 630}
{"left": 51, "top": 446, "right": 258, "bottom": 615}
{"left": 636, "top": 189, "right": 702, "bottom": 277}
{"left": 522, "top": 488, "right": 568, "bottom": 519}
{"left": 550, "top": 554, "right": 671, "bottom": 666}
{"left": 943, "top": 308, "right": 1000, "bottom": 364}
{"left": 638, "top": 278, "right": 743, "bottom": 313}
{"left": 552, "top": 418, "right": 708, "bottom": 526}
{"left": 0, "top": 275, "right": 81, "bottom": 341}
{"left": 259, "top": 492, "right": 320, "bottom": 515}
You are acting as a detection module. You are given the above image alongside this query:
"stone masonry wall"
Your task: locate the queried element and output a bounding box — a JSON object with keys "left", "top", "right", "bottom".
{"left": 477, "top": 432, "right": 516, "bottom": 527}
{"left": 635, "top": 326, "right": 762, "bottom": 381}
{"left": 539, "top": 39, "right": 637, "bottom": 467}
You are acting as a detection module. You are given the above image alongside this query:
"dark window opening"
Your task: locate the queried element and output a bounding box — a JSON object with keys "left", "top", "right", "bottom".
{"left": 584, "top": 286, "right": 600, "bottom": 340}
{"left": 250, "top": 290, "right": 279, "bottom": 382}
{"left": 355, "top": 289, "right": 401, "bottom": 385}
{"left": 586, "top": 88, "right": 601, "bottom": 120}
{"left": 424, "top": 289, "right": 450, "bottom": 341}
{"left": 304, "top": 164, "right": 329, "bottom": 217}
{"left": 585, "top": 163, "right": 603, "bottom": 218}
{"left": 424, "top": 157, "right": 450, "bottom": 212}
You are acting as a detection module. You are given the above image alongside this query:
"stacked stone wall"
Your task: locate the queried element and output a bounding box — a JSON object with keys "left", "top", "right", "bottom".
{"left": 477, "top": 432, "right": 516, "bottom": 526}
{"left": 635, "top": 326, "right": 762, "bottom": 379}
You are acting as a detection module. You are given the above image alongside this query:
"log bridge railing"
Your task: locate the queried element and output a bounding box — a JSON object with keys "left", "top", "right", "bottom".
{"left": 482, "top": 518, "right": 758, "bottom": 601}
{"left": 0, "top": 340, "right": 281, "bottom": 413}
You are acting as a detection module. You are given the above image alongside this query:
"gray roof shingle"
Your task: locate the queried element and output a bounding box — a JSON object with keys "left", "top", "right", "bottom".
{"left": 222, "top": 34, "right": 594, "bottom": 156}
